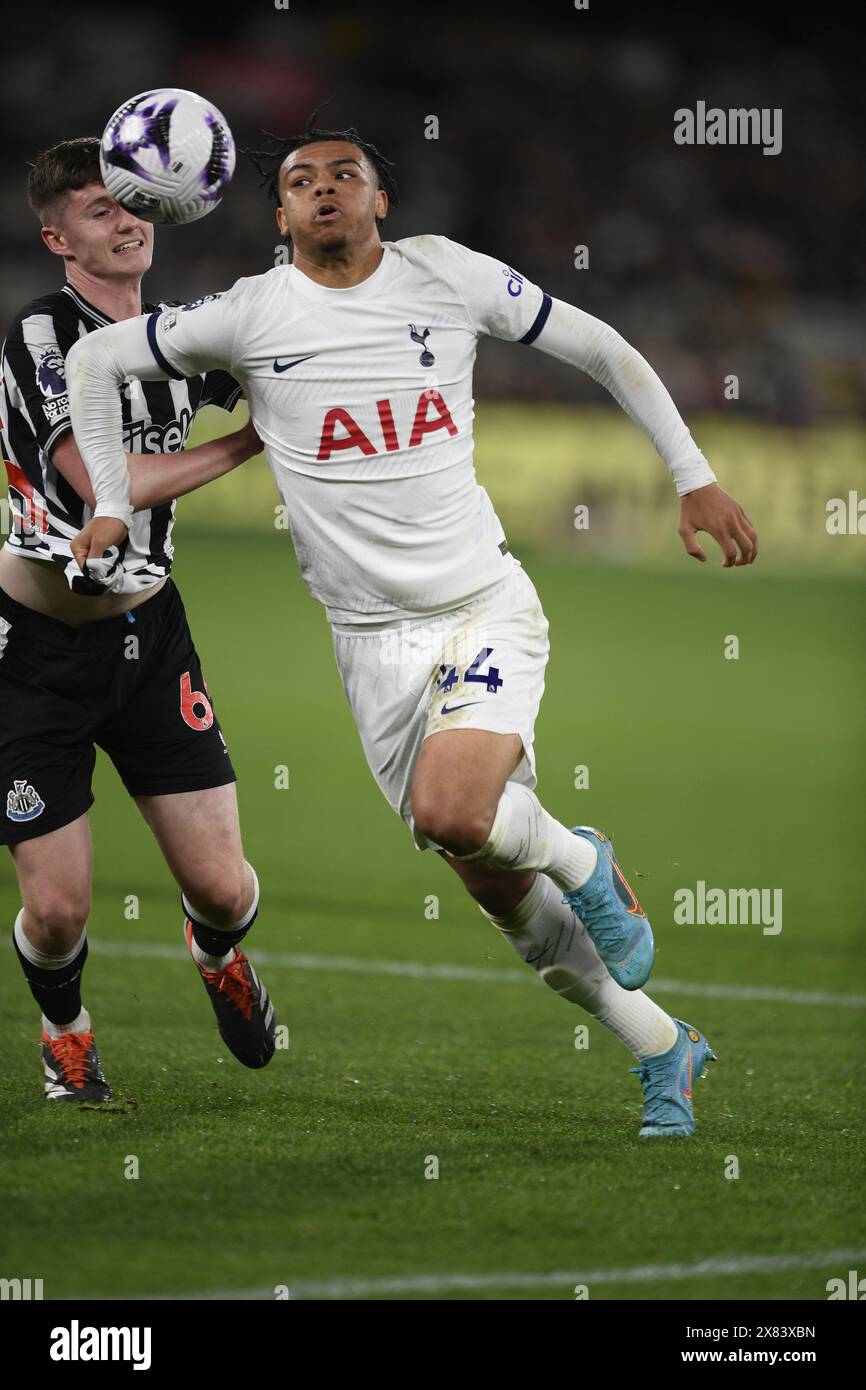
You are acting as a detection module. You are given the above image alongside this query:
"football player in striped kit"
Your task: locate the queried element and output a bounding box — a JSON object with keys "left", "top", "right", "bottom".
{"left": 68, "top": 119, "right": 759, "bottom": 1137}
{"left": 0, "top": 139, "right": 278, "bottom": 1102}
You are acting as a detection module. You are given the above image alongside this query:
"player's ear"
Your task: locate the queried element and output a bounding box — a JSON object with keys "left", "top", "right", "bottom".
{"left": 275, "top": 203, "right": 289, "bottom": 237}
{"left": 375, "top": 187, "right": 388, "bottom": 221}
{"left": 41, "top": 221, "right": 69, "bottom": 259}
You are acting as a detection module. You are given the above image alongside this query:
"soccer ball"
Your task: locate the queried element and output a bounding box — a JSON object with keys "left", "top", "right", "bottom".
{"left": 99, "top": 88, "right": 236, "bottom": 225}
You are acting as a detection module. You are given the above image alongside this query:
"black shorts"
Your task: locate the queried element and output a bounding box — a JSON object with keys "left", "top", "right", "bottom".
{"left": 0, "top": 578, "right": 236, "bottom": 846}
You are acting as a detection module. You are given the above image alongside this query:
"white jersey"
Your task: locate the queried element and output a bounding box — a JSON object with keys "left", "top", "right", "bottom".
{"left": 68, "top": 235, "right": 717, "bottom": 618}
{"left": 146, "top": 237, "right": 550, "bottom": 623}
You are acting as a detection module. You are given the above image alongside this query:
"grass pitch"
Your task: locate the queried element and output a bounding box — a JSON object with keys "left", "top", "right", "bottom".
{"left": 1, "top": 532, "right": 864, "bottom": 1300}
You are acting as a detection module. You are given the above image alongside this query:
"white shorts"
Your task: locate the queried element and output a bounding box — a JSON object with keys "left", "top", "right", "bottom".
{"left": 331, "top": 563, "right": 550, "bottom": 849}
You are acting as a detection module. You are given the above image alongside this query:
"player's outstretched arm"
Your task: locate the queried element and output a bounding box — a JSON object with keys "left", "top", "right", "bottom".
{"left": 53, "top": 420, "right": 261, "bottom": 520}
{"left": 529, "top": 297, "right": 758, "bottom": 566}
{"left": 67, "top": 301, "right": 237, "bottom": 571}
{"left": 67, "top": 316, "right": 167, "bottom": 517}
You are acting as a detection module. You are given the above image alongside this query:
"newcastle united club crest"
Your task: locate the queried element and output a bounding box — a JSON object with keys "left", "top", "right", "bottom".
{"left": 6, "top": 779, "right": 45, "bottom": 822}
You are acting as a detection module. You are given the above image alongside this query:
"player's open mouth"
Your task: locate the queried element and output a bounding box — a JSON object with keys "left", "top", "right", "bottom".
{"left": 113, "top": 239, "right": 145, "bottom": 255}
{"left": 314, "top": 205, "right": 341, "bottom": 223}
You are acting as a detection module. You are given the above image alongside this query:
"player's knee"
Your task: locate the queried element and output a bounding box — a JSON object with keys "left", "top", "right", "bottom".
{"left": 411, "top": 795, "right": 494, "bottom": 857}
{"left": 24, "top": 894, "right": 90, "bottom": 953}
{"left": 186, "top": 867, "right": 250, "bottom": 928}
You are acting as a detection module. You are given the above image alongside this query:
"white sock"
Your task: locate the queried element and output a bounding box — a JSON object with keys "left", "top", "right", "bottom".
{"left": 458, "top": 784, "right": 597, "bottom": 892}
{"left": 482, "top": 874, "right": 677, "bottom": 1059}
{"left": 43, "top": 1007, "right": 91, "bottom": 1039}
{"left": 190, "top": 940, "right": 236, "bottom": 973}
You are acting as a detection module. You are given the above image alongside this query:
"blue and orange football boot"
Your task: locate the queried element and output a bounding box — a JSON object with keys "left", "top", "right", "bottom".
{"left": 562, "top": 826, "right": 654, "bottom": 989}
{"left": 631, "top": 1018, "right": 717, "bottom": 1138}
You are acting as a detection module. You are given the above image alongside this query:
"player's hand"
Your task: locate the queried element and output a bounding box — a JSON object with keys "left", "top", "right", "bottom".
{"left": 71, "top": 517, "right": 129, "bottom": 573}
{"left": 678, "top": 483, "right": 758, "bottom": 567}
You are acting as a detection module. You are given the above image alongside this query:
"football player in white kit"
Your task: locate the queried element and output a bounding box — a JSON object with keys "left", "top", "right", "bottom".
{"left": 66, "top": 120, "right": 758, "bottom": 1137}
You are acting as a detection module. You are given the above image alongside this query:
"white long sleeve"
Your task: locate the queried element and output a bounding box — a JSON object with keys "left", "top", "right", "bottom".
{"left": 66, "top": 315, "right": 173, "bottom": 527}
{"left": 529, "top": 297, "right": 717, "bottom": 496}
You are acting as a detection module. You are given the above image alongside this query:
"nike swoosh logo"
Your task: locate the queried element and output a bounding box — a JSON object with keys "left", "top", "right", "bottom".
{"left": 440, "top": 700, "right": 483, "bottom": 716}
{"left": 273, "top": 354, "right": 319, "bottom": 373}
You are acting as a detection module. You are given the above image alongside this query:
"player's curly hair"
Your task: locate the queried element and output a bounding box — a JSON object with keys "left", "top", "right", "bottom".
{"left": 26, "top": 137, "right": 102, "bottom": 223}
{"left": 243, "top": 103, "right": 399, "bottom": 217}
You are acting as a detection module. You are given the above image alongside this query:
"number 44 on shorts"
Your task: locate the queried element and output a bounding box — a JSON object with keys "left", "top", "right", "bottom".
{"left": 437, "top": 647, "right": 503, "bottom": 696}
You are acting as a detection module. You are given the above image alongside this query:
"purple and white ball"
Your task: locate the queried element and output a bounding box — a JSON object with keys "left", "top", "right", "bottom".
{"left": 99, "top": 88, "right": 236, "bottom": 226}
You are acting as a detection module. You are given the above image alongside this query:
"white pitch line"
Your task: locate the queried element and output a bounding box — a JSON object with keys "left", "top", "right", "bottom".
{"left": 64, "top": 938, "right": 866, "bottom": 1010}
{"left": 154, "top": 1247, "right": 866, "bottom": 1300}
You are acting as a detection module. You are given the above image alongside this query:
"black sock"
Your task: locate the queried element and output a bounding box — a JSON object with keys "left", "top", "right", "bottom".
{"left": 14, "top": 931, "right": 88, "bottom": 1026}
{"left": 183, "top": 896, "right": 258, "bottom": 958}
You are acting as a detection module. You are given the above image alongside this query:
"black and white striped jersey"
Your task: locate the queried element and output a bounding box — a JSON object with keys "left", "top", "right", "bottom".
{"left": 0, "top": 284, "right": 241, "bottom": 594}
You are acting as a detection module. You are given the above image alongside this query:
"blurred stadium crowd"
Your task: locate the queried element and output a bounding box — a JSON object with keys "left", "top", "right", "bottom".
{"left": 1, "top": 5, "right": 862, "bottom": 424}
